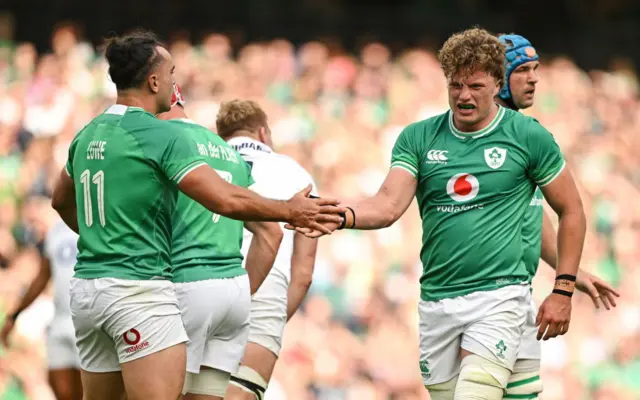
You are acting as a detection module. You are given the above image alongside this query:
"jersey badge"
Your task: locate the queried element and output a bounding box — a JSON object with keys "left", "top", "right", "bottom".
{"left": 484, "top": 147, "right": 507, "bottom": 169}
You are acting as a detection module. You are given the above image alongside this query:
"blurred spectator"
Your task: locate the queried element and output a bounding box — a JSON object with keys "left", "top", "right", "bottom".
{"left": 0, "top": 24, "right": 638, "bottom": 400}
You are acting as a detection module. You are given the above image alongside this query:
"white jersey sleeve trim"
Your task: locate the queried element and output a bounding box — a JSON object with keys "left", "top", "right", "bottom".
{"left": 390, "top": 161, "right": 418, "bottom": 177}
{"left": 537, "top": 160, "right": 566, "bottom": 187}
{"left": 64, "top": 164, "right": 71, "bottom": 177}
{"left": 173, "top": 162, "right": 207, "bottom": 184}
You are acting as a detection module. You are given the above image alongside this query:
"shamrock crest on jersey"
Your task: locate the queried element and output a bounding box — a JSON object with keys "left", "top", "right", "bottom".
{"left": 389, "top": 106, "right": 566, "bottom": 301}
{"left": 484, "top": 147, "right": 508, "bottom": 169}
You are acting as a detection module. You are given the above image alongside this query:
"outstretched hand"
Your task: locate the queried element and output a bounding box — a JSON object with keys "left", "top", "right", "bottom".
{"left": 285, "top": 185, "right": 345, "bottom": 235}
{"left": 575, "top": 269, "right": 620, "bottom": 310}
{"left": 285, "top": 221, "right": 341, "bottom": 238}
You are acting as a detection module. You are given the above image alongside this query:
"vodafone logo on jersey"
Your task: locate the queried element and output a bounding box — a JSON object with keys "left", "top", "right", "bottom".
{"left": 446, "top": 173, "right": 479, "bottom": 202}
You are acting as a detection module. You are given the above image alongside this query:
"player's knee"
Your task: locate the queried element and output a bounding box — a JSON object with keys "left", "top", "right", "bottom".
{"left": 425, "top": 376, "right": 457, "bottom": 400}
{"left": 182, "top": 369, "right": 230, "bottom": 397}
{"left": 229, "top": 365, "right": 268, "bottom": 400}
{"left": 454, "top": 355, "right": 509, "bottom": 400}
{"left": 505, "top": 361, "right": 542, "bottom": 400}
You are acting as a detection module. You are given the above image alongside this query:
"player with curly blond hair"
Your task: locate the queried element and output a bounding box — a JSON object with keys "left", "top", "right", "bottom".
{"left": 297, "top": 27, "right": 586, "bottom": 400}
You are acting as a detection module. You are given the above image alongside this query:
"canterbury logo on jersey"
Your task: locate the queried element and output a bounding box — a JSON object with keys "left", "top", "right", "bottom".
{"left": 426, "top": 150, "right": 449, "bottom": 164}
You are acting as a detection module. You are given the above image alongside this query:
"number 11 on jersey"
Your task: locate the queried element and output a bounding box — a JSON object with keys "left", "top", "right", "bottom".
{"left": 80, "top": 169, "right": 106, "bottom": 227}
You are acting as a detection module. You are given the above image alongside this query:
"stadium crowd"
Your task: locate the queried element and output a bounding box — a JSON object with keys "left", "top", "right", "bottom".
{"left": 0, "top": 23, "right": 639, "bottom": 400}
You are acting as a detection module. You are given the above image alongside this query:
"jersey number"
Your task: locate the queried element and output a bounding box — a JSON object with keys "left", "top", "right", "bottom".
{"left": 80, "top": 169, "right": 106, "bottom": 227}
{"left": 212, "top": 169, "right": 233, "bottom": 223}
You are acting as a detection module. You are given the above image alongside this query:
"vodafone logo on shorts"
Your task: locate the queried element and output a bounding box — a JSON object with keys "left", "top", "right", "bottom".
{"left": 123, "top": 329, "right": 141, "bottom": 345}
{"left": 123, "top": 329, "right": 149, "bottom": 354}
{"left": 446, "top": 173, "right": 479, "bottom": 202}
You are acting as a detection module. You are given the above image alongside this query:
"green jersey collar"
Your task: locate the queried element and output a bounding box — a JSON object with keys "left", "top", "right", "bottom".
{"left": 448, "top": 105, "right": 505, "bottom": 140}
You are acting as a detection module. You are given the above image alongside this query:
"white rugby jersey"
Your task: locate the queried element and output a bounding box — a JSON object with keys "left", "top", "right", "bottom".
{"left": 227, "top": 137, "right": 317, "bottom": 284}
{"left": 44, "top": 220, "right": 78, "bottom": 318}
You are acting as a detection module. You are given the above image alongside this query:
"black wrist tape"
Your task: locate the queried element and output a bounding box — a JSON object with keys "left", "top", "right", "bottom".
{"left": 552, "top": 289, "right": 574, "bottom": 298}
{"left": 556, "top": 274, "right": 577, "bottom": 282}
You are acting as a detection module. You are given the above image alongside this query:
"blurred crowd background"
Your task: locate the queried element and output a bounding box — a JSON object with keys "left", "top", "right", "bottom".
{"left": 0, "top": 1, "right": 640, "bottom": 399}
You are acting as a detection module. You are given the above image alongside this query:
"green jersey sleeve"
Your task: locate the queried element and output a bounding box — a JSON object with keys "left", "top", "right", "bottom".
{"left": 526, "top": 119, "right": 566, "bottom": 187}
{"left": 243, "top": 159, "right": 256, "bottom": 187}
{"left": 159, "top": 127, "right": 207, "bottom": 184}
{"left": 65, "top": 135, "right": 80, "bottom": 177}
{"left": 390, "top": 124, "right": 420, "bottom": 178}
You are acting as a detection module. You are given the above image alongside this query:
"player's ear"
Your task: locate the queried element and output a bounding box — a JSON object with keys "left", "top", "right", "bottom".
{"left": 493, "top": 79, "right": 501, "bottom": 97}
{"left": 258, "top": 127, "right": 267, "bottom": 143}
{"left": 148, "top": 72, "right": 160, "bottom": 94}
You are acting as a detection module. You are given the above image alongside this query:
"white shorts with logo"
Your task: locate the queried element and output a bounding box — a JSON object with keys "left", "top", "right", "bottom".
{"left": 418, "top": 284, "right": 531, "bottom": 386}
{"left": 516, "top": 295, "right": 542, "bottom": 361}
{"left": 69, "top": 278, "right": 188, "bottom": 373}
{"left": 47, "top": 315, "right": 81, "bottom": 370}
{"left": 175, "top": 274, "right": 251, "bottom": 374}
{"left": 247, "top": 271, "right": 288, "bottom": 357}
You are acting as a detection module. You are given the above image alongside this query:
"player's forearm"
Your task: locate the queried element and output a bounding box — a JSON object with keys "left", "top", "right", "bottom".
{"left": 12, "top": 260, "right": 51, "bottom": 317}
{"left": 179, "top": 167, "right": 293, "bottom": 222}
{"left": 287, "top": 277, "right": 312, "bottom": 320}
{"left": 541, "top": 211, "right": 559, "bottom": 269}
{"left": 245, "top": 222, "right": 283, "bottom": 294}
{"left": 224, "top": 185, "right": 294, "bottom": 222}
{"left": 554, "top": 208, "right": 586, "bottom": 280}
{"left": 343, "top": 196, "right": 401, "bottom": 230}
{"left": 287, "top": 233, "right": 316, "bottom": 319}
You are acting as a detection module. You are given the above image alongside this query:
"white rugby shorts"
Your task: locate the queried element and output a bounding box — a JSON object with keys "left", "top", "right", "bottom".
{"left": 418, "top": 284, "right": 530, "bottom": 387}
{"left": 516, "top": 295, "right": 542, "bottom": 361}
{"left": 247, "top": 271, "right": 289, "bottom": 356}
{"left": 175, "top": 274, "right": 251, "bottom": 374}
{"left": 69, "top": 277, "right": 188, "bottom": 373}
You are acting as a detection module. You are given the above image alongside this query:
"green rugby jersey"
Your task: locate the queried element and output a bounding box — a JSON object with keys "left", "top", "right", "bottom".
{"left": 390, "top": 106, "right": 565, "bottom": 301}
{"left": 169, "top": 119, "right": 253, "bottom": 283}
{"left": 522, "top": 187, "right": 544, "bottom": 282}
{"left": 65, "top": 105, "right": 206, "bottom": 280}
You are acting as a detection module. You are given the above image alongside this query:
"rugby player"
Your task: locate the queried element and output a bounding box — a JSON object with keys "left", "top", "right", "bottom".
{"left": 1, "top": 220, "right": 82, "bottom": 400}
{"left": 51, "top": 30, "right": 343, "bottom": 400}
{"left": 495, "top": 34, "right": 620, "bottom": 400}
{"left": 216, "top": 100, "right": 319, "bottom": 400}
{"left": 295, "top": 27, "right": 587, "bottom": 400}
{"left": 157, "top": 86, "right": 283, "bottom": 400}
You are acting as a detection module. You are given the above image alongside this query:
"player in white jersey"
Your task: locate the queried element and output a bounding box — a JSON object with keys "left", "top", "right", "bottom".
{"left": 217, "top": 100, "right": 319, "bottom": 400}
{"left": 1, "top": 220, "right": 82, "bottom": 400}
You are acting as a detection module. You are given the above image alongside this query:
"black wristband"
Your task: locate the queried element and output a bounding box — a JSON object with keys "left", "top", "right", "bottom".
{"left": 552, "top": 289, "right": 574, "bottom": 298}
{"left": 346, "top": 207, "right": 356, "bottom": 229}
{"left": 337, "top": 211, "right": 347, "bottom": 230}
{"left": 556, "top": 274, "right": 577, "bottom": 282}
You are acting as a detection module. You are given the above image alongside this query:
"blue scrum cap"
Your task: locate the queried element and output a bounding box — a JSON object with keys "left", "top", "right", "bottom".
{"left": 498, "top": 34, "right": 539, "bottom": 101}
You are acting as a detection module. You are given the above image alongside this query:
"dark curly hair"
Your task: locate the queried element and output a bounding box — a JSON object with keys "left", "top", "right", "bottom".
{"left": 438, "top": 27, "right": 507, "bottom": 87}
{"left": 104, "top": 29, "right": 164, "bottom": 91}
